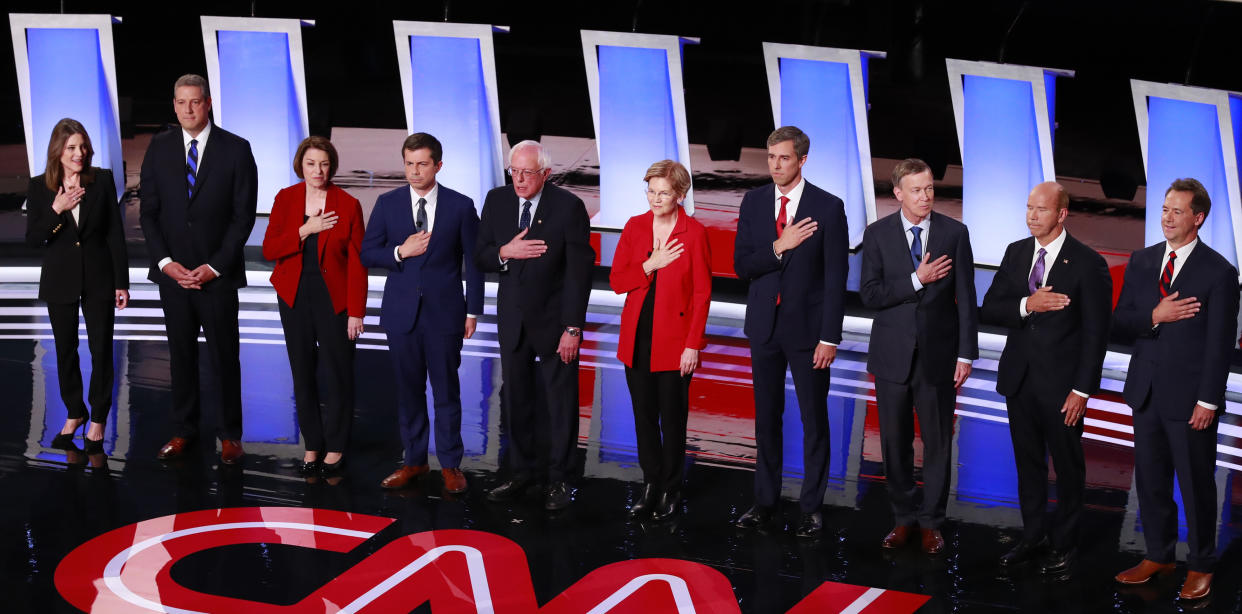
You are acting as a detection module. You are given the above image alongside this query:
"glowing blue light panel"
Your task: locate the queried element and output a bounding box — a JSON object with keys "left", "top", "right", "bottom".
{"left": 214, "top": 30, "right": 304, "bottom": 216}
{"left": 954, "top": 417, "right": 1019, "bottom": 508}
{"left": 764, "top": 44, "right": 884, "bottom": 247}
{"left": 583, "top": 31, "right": 695, "bottom": 229}
{"left": 408, "top": 35, "right": 496, "bottom": 210}
{"left": 11, "top": 16, "right": 124, "bottom": 199}
{"left": 1144, "top": 98, "right": 1237, "bottom": 265}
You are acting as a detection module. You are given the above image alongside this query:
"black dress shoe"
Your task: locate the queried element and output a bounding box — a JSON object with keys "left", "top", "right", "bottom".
{"left": 487, "top": 477, "right": 534, "bottom": 502}
{"left": 1000, "top": 537, "right": 1048, "bottom": 566}
{"left": 545, "top": 481, "right": 573, "bottom": 511}
{"left": 299, "top": 460, "right": 322, "bottom": 475}
{"left": 320, "top": 456, "right": 346, "bottom": 476}
{"left": 734, "top": 505, "right": 774, "bottom": 529}
{"left": 1040, "top": 547, "right": 1076, "bottom": 575}
{"left": 630, "top": 483, "right": 658, "bottom": 518}
{"left": 795, "top": 511, "right": 823, "bottom": 538}
{"left": 651, "top": 490, "right": 680, "bottom": 521}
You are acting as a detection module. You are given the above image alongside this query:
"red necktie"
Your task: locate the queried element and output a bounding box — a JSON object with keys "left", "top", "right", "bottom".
{"left": 1160, "top": 251, "right": 1177, "bottom": 297}
{"left": 775, "top": 196, "right": 789, "bottom": 305}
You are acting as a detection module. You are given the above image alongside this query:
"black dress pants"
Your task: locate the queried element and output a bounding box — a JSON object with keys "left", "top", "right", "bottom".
{"left": 277, "top": 282, "right": 353, "bottom": 454}
{"left": 500, "top": 324, "right": 579, "bottom": 482}
{"left": 159, "top": 282, "right": 243, "bottom": 441}
{"left": 1006, "top": 379, "right": 1085, "bottom": 549}
{"left": 624, "top": 366, "right": 690, "bottom": 493}
{"left": 47, "top": 297, "right": 115, "bottom": 423}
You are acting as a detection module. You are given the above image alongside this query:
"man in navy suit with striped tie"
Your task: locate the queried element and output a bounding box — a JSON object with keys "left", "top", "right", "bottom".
{"left": 1113, "top": 178, "right": 1239, "bottom": 601}
{"left": 361, "top": 133, "right": 484, "bottom": 494}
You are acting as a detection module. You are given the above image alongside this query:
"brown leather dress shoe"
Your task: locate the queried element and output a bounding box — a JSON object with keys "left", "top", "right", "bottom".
{"left": 220, "top": 440, "right": 245, "bottom": 465}
{"left": 882, "top": 525, "right": 915, "bottom": 549}
{"left": 1115, "top": 559, "right": 1177, "bottom": 584}
{"left": 922, "top": 528, "right": 945, "bottom": 555}
{"left": 381, "top": 465, "right": 430, "bottom": 489}
{"left": 442, "top": 468, "right": 468, "bottom": 494}
{"left": 157, "top": 437, "right": 190, "bottom": 460}
{"left": 1180, "top": 571, "right": 1212, "bottom": 600}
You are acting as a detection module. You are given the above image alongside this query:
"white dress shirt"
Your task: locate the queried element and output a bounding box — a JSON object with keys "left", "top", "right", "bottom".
{"left": 158, "top": 123, "right": 217, "bottom": 276}
{"left": 1159, "top": 237, "right": 1213, "bottom": 410}
{"left": 394, "top": 183, "right": 438, "bottom": 262}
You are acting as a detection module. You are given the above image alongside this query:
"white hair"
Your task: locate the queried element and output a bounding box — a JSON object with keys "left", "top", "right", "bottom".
{"left": 508, "top": 140, "right": 551, "bottom": 170}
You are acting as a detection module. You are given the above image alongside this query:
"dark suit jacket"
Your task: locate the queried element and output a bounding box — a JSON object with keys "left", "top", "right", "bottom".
{"left": 475, "top": 182, "right": 594, "bottom": 355}
{"left": 25, "top": 168, "right": 129, "bottom": 302}
{"left": 860, "top": 210, "right": 979, "bottom": 383}
{"left": 139, "top": 124, "right": 258, "bottom": 288}
{"left": 732, "top": 181, "right": 849, "bottom": 348}
{"left": 980, "top": 232, "right": 1112, "bottom": 401}
{"left": 360, "top": 183, "right": 484, "bottom": 335}
{"left": 609, "top": 208, "right": 712, "bottom": 371}
{"left": 262, "top": 182, "right": 367, "bottom": 318}
{"left": 1114, "top": 240, "right": 1239, "bottom": 420}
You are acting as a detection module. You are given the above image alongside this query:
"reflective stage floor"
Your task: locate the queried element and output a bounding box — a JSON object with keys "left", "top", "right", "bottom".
{"left": 3, "top": 274, "right": 1242, "bottom": 613}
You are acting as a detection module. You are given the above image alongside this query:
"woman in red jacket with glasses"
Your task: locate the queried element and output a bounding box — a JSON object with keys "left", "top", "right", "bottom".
{"left": 609, "top": 159, "right": 712, "bottom": 520}
{"left": 263, "top": 136, "right": 366, "bottom": 477}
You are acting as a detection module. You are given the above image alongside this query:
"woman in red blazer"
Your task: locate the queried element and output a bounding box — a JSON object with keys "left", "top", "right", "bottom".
{"left": 609, "top": 159, "right": 712, "bottom": 520}
{"left": 262, "top": 136, "right": 366, "bottom": 476}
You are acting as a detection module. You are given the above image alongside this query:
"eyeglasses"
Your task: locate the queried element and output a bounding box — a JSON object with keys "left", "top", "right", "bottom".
{"left": 507, "top": 167, "right": 545, "bottom": 179}
{"left": 645, "top": 189, "right": 676, "bottom": 202}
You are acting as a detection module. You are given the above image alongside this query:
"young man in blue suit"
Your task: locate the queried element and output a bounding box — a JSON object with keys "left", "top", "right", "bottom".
{"left": 732, "top": 125, "right": 849, "bottom": 538}
{"left": 361, "top": 133, "right": 484, "bottom": 494}
{"left": 860, "top": 158, "right": 978, "bottom": 555}
{"left": 1113, "top": 178, "right": 1239, "bottom": 601}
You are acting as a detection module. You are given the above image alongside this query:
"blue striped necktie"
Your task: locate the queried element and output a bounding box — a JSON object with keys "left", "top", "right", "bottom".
{"left": 186, "top": 139, "right": 199, "bottom": 199}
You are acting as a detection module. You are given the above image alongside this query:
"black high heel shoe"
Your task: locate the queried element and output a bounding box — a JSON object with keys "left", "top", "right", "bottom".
{"left": 320, "top": 456, "right": 346, "bottom": 476}
{"left": 51, "top": 418, "right": 86, "bottom": 450}
{"left": 84, "top": 438, "right": 105, "bottom": 455}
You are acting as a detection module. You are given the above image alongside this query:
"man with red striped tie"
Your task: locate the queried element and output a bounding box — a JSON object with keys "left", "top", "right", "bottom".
{"left": 1112, "top": 178, "right": 1239, "bottom": 601}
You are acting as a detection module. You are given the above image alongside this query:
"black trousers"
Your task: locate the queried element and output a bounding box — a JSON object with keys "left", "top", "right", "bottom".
{"left": 159, "top": 283, "right": 243, "bottom": 441}
{"left": 1133, "top": 400, "right": 1219, "bottom": 572}
{"left": 277, "top": 282, "right": 353, "bottom": 454}
{"left": 500, "top": 324, "right": 579, "bottom": 482}
{"left": 749, "top": 328, "right": 832, "bottom": 513}
{"left": 47, "top": 297, "right": 115, "bottom": 423}
{"left": 874, "top": 351, "right": 957, "bottom": 529}
{"left": 624, "top": 366, "right": 690, "bottom": 493}
{"left": 1006, "top": 379, "right": 1085, "bottom": 549}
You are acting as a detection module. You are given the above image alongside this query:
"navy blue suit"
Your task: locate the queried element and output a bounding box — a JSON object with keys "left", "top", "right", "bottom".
{"left": 733, "top": 181, "right": 849, "bottom": 513}
{"left": 361, "top": 184, "right": 484, "bottom": 468}
{"left": 1114, "top": 239, "right": 1239, "bottom": 572}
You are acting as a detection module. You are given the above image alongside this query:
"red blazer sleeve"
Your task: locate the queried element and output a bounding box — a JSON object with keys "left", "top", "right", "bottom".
{"left": 262, "top": 186, "right": 303, "bottom": 262}
{"left": 345, "top": 194, "right": 367, "bottom": 318}
{"left": 609, "top": 217, "right": 652, "bottom": 294}
{"left": 684, "top": 222, "right": 712, "bottom": 351}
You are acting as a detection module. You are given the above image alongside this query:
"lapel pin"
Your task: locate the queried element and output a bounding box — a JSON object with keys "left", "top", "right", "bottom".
{"left": 537, "top": 219, "right": 543, "bottom": 224}
{"left": 1063, "top": 259, "right": 1069, "bottom": 264}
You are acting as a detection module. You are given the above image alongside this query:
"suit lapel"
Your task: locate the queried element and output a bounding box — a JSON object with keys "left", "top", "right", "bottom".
{"left": 888, "top": 213, "right": 916, "bottom": 274}
{"left": 1043, "top": 233, "right": 1074, "bottom": 290}
{"left": 527, "top": 191, "right": 551, "bottom": 240}
{"left": 428, "top": 189, "right": 453, "bottom": 255}
{"left": 1170, "top": 240, "right": 1205, "bottom": 293}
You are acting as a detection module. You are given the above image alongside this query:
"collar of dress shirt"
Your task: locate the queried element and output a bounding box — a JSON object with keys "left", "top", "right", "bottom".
{"left": 1034, "top": 226, "right": 1068, "bottom": 261}
{"left": 899, "top": 210, "right": 930, "bottom": 235}
{"left": 1163, "top": 236, "right": 1199, "bottom": 264}
{"left": 410, "top": 182, "right": 438, "bottom": 208}
{"left": 182, "top": 122, "right": 211, "bottom": 155}
{"left": 774, "top": 178, "right": 806, "bottom": 214}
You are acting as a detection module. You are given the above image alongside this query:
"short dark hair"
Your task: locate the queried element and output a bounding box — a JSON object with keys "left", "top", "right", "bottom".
{"left": 44, "top": 118, "right": 96, "bottom": 191}
{"left": 293, "top": 136, "right": 339, "bottom": 180}
{"left": 402, "top": 132, "right": 442, "bottom": 164}
{"left": 1165, "top": 178, "right": 1211, "bottom": 223}
{"left": 766, "top": 126, "right": 810, "bottom": 158}
{"left": 892, "top": 158, "right": 932, "bottom": 189}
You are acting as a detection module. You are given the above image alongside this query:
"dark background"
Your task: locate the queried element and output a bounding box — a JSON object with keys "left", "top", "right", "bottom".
{"left": 3, "top": 0, "right": 1242, "bottom": 188}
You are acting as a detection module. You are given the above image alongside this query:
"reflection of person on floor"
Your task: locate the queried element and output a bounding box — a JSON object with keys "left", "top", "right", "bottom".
{"left": 1112, "top": 178, "right": 1238, "bottom": 601}
{"left": 980, "top": 182, "right": 1111, "bottom": 575}
{"left": 475, "top": 140, "right": 594, "bottom": 511}
{"left": 360, "top": 133, "right": 483, "bottom": 494}
{"left": 26, "top": 118, "right": 130, "bottom": 456}
{"left": 262, "top": 137, "right": 366, "bottom": 478}
{"left": 140, "top": 74, "right": 257, "bottom": 465}
{"left": 608, "top": 160, "right": 712, "bottom": 521}
{"left": 859, "top": 158, "right": 978, "bottom": 555}
{"left": 732, "top": 126, "right": 849, "bottom": 539}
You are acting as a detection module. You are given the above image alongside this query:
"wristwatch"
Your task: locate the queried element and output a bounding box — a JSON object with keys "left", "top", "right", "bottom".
{"left": 564, "top": 326, "right": 582, "bottom": 337}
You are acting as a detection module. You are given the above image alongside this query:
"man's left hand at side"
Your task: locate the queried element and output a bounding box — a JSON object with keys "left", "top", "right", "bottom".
{"left": 1189, "top": 404, "right": 1215, "bottom": 431}
{"left": 557, "top": 332, "right": 581, "bottom": 364}
{"left": 1060, "top": 393, "right": 1087, "bottom": 426}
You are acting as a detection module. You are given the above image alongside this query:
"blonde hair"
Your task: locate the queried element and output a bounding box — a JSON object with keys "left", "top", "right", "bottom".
{"left": 642, "top": 159, "right": 691, "bottom": 198}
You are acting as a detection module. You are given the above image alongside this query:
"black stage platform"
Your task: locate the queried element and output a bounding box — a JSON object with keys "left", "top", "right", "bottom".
{"left": 2, "top": 271, "right": 1242, "bottom": 613}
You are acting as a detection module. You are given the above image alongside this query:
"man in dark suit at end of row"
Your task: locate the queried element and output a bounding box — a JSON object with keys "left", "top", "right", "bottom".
{"left": 1113, "top": 178, "right": 1238, "bottom": 601}
{"left": 981, "top": 182, "right": 1112, "bottom": 575}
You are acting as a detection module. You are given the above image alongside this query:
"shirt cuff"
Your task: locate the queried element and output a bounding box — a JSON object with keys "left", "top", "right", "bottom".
{"left": 1019, "top": 297, "right": 1030, "bottom": 318}
{"left": 910, "top": 272, "right": 923, "bottom": 292}
{"left": 394, "top": 246, "right": 403, "bottom": 263}
{"left": 1197, "top": 401, "right": 1218, "bottom": 411}
{"left": 158, "top": 257, "right": 173, "bottom": 271}
{"left": 207, "top": 265, "right": 219, "bottom": 277}
{"left": 818, "top": 340, "right": 837, "bottom": 347}
{"left": 1071, "top": 389, "right": 1089, "bottom": 399}
{"left": 956, "top": 357, "right": 972, "bottom": 364}
{"left": 467, "top": 314, "right": 479, "bottom": 319}
{"left": 773, "top": 245, "right": 782, "bottom": 260}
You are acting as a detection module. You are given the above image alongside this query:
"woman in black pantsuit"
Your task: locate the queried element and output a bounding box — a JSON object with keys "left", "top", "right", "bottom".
{"left": 262, "top": 137, "right": 366, "bottom": 476}
{"left": 25, "top": 118, "right": 130, "bottom": 455}
{"left": 609, "top": 160, "right": 712, "bottom": 519}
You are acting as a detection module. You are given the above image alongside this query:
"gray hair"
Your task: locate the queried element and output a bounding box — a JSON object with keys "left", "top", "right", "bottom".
{"left": 173, "top": 74, "right": 209, "bottom": 98}
{"left": 508, "top": 139, "right": 551, "bottom": 170}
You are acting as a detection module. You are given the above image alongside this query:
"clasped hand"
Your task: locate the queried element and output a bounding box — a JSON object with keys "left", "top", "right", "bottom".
{"left": 162, "top": 261, "right": 217, "bottom": 290}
